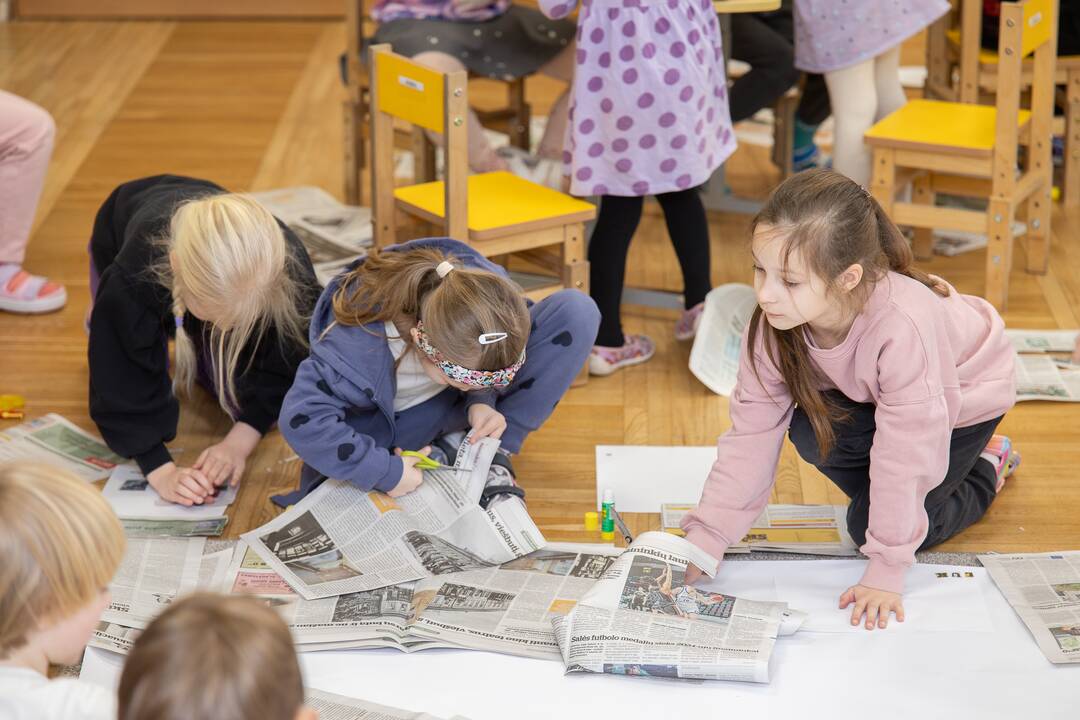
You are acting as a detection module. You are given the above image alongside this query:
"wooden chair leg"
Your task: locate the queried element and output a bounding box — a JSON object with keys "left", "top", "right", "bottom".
{"left": 869, "top": 149, "right": 896, "bottom": 216}
{"left": 563, "top": 222, "right": 589, "bottom": 387}
{"left": 343, "top": 99, "right": 362, "bottom": 206}
{"left": 1065, "top": 69, "right": 1080, "bottom": 209}
{"left": 985, "top": 199, "right": 1014, "bottom": 311}
{"left": 911, "top": 174, "right": 934, "bottom": 260}
{"left": 508, "top": 78, "right": 531, "bottom": 151}
{"left": 1025, "top": 183, "right": 1052, "bottom": 274}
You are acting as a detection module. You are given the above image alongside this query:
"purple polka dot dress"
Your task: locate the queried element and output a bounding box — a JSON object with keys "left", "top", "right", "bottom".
{"left": 540, "top": 0, "right": 736, "bottom": 197}
{"left": 793, "top": 0, "right": 950, "bottom": 74}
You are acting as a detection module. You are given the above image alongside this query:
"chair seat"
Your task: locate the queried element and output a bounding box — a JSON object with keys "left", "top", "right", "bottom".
{"left": 946, "top": 29, "right": 1080, "bottom": 67}
{"left": 865, "top": 99, "right": 1031, "bottom": 155}
{"left": 394, "top": 171, "right": 596, "bottom": 240}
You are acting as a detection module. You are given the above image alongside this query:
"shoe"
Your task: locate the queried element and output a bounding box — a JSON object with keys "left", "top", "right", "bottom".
{"left": 589, "top": 334, "right": 656, "bottom": 376}
{"left": 0, "top": 265, "right": 67, "bottom": 314}
{"left": 480, "top": 451, "right": 525, "bottom": 508}
{"left": 496, "top": 146, "right": 564, "bottom": 191}
{"left": 980, "top": 435, "right": 1021, "bottom": 493}
{"left": 675, "top": 302, "right": 705, "bottom": 341}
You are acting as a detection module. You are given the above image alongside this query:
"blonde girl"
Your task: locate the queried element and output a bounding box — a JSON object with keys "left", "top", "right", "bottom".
{"left": 88, "top": 175, "right": 320, "bottom": 507}
{"left": 118, "top": 593, "right": 315, "bottom": 720}
{"left": 0, "top": 462, "right": 126, "bottom": 720}
{"left": 682, "top": 170, "right": 1019, "bottom": 630}
{"left": 278, "top": 237, "right": 598, "bottom": 503}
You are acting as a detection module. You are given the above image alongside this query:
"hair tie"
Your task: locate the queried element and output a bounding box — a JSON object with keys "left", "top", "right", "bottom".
{"left": 174, "top": 314, "right": 184, "bottom": 329}
{"left": 478, "top": 332, "right": 508, "bottom": 345}
{"left": 436, "top": 261, "right": 455, "bottom": 279}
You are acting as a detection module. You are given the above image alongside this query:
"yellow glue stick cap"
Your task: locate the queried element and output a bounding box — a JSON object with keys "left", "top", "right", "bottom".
{"left": 584, "top": 511, "right": 599, "bottom": 530}
{"left": 601, "top": 530, "right": 614, "bottom": 541}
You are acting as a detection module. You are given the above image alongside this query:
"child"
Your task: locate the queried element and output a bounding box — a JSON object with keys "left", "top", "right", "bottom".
{"left": 0, "top": 462, "right": 126, "bottom": 720}
{"left": 681, "top": 170, "right": 1019, "bottom": 630}
{"left": 117, "top": 593, "right": 315, "bottom": 720}
{"left": 278, "top": 237, "right": 598, "bottom": 502}
{"left": 0, "top": 91, "right": 66, "bottom": 314}
{"left": 792, "top": 0, "right": 950, "bottom": 185}
{"left": 88, "top": 175, "right": 320, "bottom": 507}
{"left": 538, "top": 0, "right": 737, "bottom": 374}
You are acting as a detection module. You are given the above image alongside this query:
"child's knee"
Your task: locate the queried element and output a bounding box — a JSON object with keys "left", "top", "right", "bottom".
{"left": 538, "top": 289, "right": 601, "bottom": 339}
{"left": 7, "top": 98, "right": 55, "bottom": 153}
{"left": 787, "top": 408, "right": 821, "bottom": 465}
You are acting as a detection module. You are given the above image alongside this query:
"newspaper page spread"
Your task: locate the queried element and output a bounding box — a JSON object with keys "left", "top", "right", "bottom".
{"left": 101, "top": 538, "right": 234, "bottom": 628}
{"left": 688, "top": 284, "right": 758, "bottom": 396}
{"left": 552, "top": 532, "right": 805, "bottom": 683}
{"left": 1005, "top": 328, "right": 1080, "bottom": 354}
{"left": 306, "top": 689, "right": 470, "bottom": 720}
{"left": 1005, "top": 329, "right": 1080, "bottom": 402}
{"left": 249, "top": 186, "right": 372, "bottom": 286}
{"left": 407, "top": 543, "right": 624, "bottom": 660}
{"left": 0, "top": 414, "right": 123, "bottom": 481}
{"left": 661, "top": 504, "right": 857, "bottom": 556}
{"left": 104, "top": 464, "right": 237, "bottom": 520}
{"left": 242, "top": 437, "right": 546, "bottom": 600}
{"left": 979, "top": 551, "right": 1080, "bottom": 664}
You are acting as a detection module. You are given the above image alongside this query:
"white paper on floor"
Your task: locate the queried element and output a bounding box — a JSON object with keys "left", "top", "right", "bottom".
{"left": 594, "top": 445, "right": 716, "bottom": 512}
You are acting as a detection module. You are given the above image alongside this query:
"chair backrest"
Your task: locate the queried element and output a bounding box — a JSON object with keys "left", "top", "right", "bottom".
{"left": 992, "top": 0, "right": 1057, "bottom": 188}
{"left": 369, "top": 43, "right": 469, "bottom": 247}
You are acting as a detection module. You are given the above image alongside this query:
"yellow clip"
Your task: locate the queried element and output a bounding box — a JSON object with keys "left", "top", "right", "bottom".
{"left": 400, "top": 450, "right": 442, "bottom": 470}
{"left": 0, "top": 394, "right": 25, "bottom": 420}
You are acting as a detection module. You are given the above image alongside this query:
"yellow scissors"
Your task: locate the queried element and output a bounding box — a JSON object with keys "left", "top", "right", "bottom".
{"left": 400, "top": 450, "right": 443, "bottom": 470}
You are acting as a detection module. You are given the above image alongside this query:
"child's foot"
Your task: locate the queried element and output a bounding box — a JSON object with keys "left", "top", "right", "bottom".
{"left": 0, "top": 264, "right": 67, "bottom": 314}
{"left": 675, "top": 302, "right": 705, "bottom": 341}
{"left": 980, "top": 434, "right": 1021, "bottom": 492}
{"left": 589, "top": 334, "right": 656, "bottom": 376}
{"left": 497, "top": 146, "right": 563, "bottom": 190}
{"left": 481, "top": 450, "right": 525, "bottom": 508}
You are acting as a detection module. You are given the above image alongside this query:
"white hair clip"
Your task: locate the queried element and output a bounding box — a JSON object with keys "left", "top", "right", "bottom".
{"left": 478, "top": 332, "right": 509, "bottom": 345}
{"left": 436, "top": 261, "right": 455, "bottom": 278}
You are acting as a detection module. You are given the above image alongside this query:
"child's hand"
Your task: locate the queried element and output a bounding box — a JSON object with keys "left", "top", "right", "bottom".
{"left": 147, "top": 462, "right": 215, "bottom": 506}
{"left": 467, "top": 404, "right": 507, "bottom": 442}
{"left": 839, "top": 584, "right": 905, "bottom": 630}
{"left": 390, "top": 446, "right": 431, "bottom": 497}
{"left": 194, "top": 422, "right": 261, "bottom": 487}
{"left": 684, "top": 563, "right": 705, "bottom": 585}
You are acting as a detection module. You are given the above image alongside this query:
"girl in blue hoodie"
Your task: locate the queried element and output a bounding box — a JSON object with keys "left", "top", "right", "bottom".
{"left": 278, "top": 238, "right": 599, "bottom": 502}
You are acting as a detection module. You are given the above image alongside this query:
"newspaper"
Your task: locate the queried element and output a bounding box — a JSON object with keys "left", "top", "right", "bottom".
{"left": 661, "top": 503, "right": 857, "bottom": 556}
{"left": 979, "top": 551, "right": 1080, "bottom": 664}
{"left": 688, "top": 284, "right": 758, "bottom": 396}
{"left": 1005, "top": 328, "right": 1080, "bottom": 354}
{"left": 551, "top": 531, "right": 805, "bottom": 683}
{"left": 407, "top": 544, "right": 624, "bottom": 660}
{"left": 249, "top": 186, "right": 371, "bottom": 286}
{"left": 306, "top": 689, "right": 470, "bottom": 720}
{"left": 101, "top": 538, "right": 235, "bottom": 628}
{"left": 1015, "top": 354, "right": 1080, "bottom": 402}
{"left": 119, "top": 516, "right": 228, "bottom": 537}
{"left": 242, "top": 436, "right": 546, "bottom": 600}
{"left": 89, "top": 622, "right": 141, "bottom": 654}
{"left": 0, "top": 414, "right": 123, "bottom": 481}
{"left": 104, "top": 464, "right": 237, "bottom": 520}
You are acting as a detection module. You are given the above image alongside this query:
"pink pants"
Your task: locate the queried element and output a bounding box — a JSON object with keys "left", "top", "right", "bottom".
{"left": 0, "top": 91, "right": 55, "bottom": 265}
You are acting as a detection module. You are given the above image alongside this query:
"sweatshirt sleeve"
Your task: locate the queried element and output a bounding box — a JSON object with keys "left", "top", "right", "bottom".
{"left": 538, "top": 0, "right": 577, "bottom": 19}
{"left": 859, "top": 316, "right": 952, "bottom": 594}
{"left": 88, "top": 270, "right": 177, "bottom": 475}
{"left": 279, "top": 355, "right": 404, "bottom": 493}
{"left": 681, "top": 327, "right": 795, "bottom": 563}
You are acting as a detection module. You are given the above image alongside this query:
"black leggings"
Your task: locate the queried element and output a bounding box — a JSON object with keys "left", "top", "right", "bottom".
{"left": 588, "top": 189, "right": 711, "bottom": 347}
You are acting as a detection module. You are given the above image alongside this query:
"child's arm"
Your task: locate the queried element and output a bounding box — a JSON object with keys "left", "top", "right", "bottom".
{"left": 279, "top": 356, "right": 405, "bottom": 494}
{"left": 537, "top": 0, "right": 577, "bottom": 20}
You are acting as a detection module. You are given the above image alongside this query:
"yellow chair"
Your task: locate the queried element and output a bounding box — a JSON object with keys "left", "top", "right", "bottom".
{"left": 369, "top": 43, "right": 596, "bottom": 303}
{"left": 926, "top": 0, "right": 1080, "bottom": 207}
{"left": 865, "top": 0, "right": 1056, "bottom": 311}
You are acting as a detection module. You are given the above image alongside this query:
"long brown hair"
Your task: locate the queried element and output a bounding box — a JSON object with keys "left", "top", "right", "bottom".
{"left": 747, "top": 169, "right": 949, "bottom": 459}
{"left": 118, "top": 593, "right": 304, "bottom": 720}
{"left": 331, "top": 245, "right": 530, "bottom": 371}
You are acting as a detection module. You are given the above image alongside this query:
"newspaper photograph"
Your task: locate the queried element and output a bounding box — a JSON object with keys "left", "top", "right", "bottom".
{"left": 552, "top": 531, "right": 805, "bottom": 683}
{"left": 242, "top": 437, "right": 546, "bottom": 600}
{"left": 101, "top": 538, "right": 234, "bottom": 628}
{"left": 688, "top": 283, "right": 758, "bottom": 396}
{"left": 661, "top": 503, "right": 856, "bottom": 556}
{"left": 0, "top": 414, "right": 123, "bottom": 481}
{"left": 249, "top": 186, "right": 371, "bottom": 286}
{"left": 1015, "top": 354, "right": 1080, "bottom": 402}
{"left": 306, "top": 688, "right": 470, "bottom": 720}
{"left": 407, "top": 544, "right": 624, "bottom": 660}
{"left": 979, "top": 551, "right": 1080, "bottom": 664}
{"left": 104, "top": 464, "right": 237, "bottom": 520}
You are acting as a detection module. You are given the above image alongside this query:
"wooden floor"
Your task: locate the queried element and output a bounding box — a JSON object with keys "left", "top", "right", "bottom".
{"left": 2, "top": 20, "right": 1079, "bottom": 553}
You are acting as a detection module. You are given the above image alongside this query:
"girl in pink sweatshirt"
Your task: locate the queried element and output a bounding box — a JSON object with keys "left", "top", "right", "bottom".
{"left": 682, "top": 170, "right": 1019, "bottom": 631}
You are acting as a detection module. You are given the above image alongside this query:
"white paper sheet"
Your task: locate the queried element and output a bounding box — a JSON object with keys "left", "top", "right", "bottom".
{"left": 103, "top": 465, "right": 236, "bottom": 520}
{"left": 595, "top": 445, "right": 715, "bottom": 512}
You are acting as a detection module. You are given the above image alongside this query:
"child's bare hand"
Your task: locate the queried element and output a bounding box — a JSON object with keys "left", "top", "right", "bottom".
{"left": 467, "top": 404, "right": 507, "bottom": 442}
{"left": 389, "top": 446, "right": 431, "bottom": 497}
{"left": 147, "top": 462, "right": 215, "bottom": 506}
{"left": 684, "top": 563, "right": 705, "bottom": 585}
{"left": 194, "top": 441, "right": 246, "bottom": 487}
{"left": 839, "top": 584, "right": 905, "bottom": 630}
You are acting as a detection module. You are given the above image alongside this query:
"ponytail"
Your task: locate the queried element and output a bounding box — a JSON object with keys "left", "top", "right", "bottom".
{"left": 868, "top": 196, "right": 949, "bottom": 298}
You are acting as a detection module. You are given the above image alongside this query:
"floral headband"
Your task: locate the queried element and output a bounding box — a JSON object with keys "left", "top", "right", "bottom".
{"left": 413, "top": 320, "right": 525, "bottom": 389}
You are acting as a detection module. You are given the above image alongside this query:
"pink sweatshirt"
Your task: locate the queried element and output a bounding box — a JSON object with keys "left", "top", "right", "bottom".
{"left": 682, "top": 272, "right": 1016, "bottom": 593}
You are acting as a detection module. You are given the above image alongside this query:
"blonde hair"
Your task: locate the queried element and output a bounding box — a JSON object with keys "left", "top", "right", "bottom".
{"left": 162, "top": 193, "right": 310, "bottom": 413}
{"left": 331, "top": 246, "right": 530, "bottom": 371}
{"left": 118, "top": 593, "right": 304, "bottom": 720}
{"left": 0, "top": 462, "right": 125, "bottom": 657}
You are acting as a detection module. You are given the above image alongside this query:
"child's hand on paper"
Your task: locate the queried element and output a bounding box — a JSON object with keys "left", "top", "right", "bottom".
{"left": 147, "top": 462, "right": 215, "bottom": 506}
{"left": 839, "top": 584, "right": 905, "bottom": 630}
{"left": 684, "top": 563, "right": 706, "bottom": 585}
{"left": 467, "top": 404, "right": 507, "bottom": 442}
{"left": 390, "top": 446, "right": 431, "bottom": 497}
{"left": 194, "top": 422, "right": 260, "bottom": 487}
